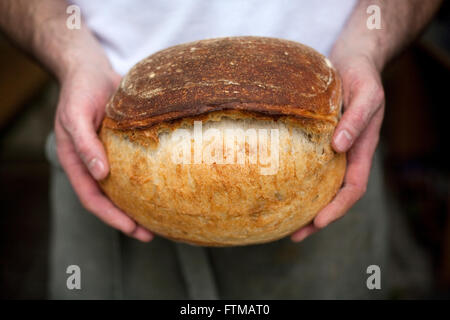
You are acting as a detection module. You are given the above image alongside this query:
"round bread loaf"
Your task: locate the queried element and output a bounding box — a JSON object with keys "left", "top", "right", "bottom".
{"left": 99, "top": 36, "right": 346, "bottom": 246}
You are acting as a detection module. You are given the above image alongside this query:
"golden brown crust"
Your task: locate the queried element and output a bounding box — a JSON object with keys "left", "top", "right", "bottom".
{"left": 104, "top": 36, "right": 342, "bottom": 130}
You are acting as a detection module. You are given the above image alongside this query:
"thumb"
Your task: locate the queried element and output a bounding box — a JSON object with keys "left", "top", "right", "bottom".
{"left": 332, "top": 78, "right": 384, "bottom": 153}
{"left": 67, "top": 115, "right": 109, "bottom": 180}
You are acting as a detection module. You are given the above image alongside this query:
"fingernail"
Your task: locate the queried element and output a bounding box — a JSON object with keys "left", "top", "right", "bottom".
{"left": 291, "top": 231, "right": 307, "bottom": 243}
{"left": 334, "top": 130, "right": 352, "bottom": 152}
{"left": 88, "top": 158, "right": 105, "bottom": 180}
{"left": 140, "top": 232, "right": 154, "bottom": 242}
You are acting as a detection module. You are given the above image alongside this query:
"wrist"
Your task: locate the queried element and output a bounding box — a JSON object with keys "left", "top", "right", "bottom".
{"left": 329, "top": 36, "right": 387, "bottom": 73}
{"left": 32, "top": 17, "right": 113, "bottom": 83}
{"left": 59, "top": 52, "right": 114, "bottom": 84}
{"left": 57, "top": 39, "right": 114, "bottom": 83}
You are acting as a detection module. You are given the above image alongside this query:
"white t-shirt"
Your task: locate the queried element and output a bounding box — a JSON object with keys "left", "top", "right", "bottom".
{"left": 71, "top": 0, "right": 357, "bottom": 75}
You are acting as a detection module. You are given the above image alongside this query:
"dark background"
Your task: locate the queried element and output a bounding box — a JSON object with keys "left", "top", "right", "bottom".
{"left": 1, "top": 3, "right": 449, "bottom": 299}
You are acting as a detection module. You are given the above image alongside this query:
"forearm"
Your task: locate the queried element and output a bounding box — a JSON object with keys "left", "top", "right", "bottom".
{"left": 331, "top": 0, "right": 442, "bottom": 71}
{"left": 0, "top": 0, "right": 112, "bottom": 81}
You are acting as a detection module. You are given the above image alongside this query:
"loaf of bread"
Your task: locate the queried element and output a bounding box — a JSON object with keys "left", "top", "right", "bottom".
{"left": 99, "top": 36, "right": 346, "bottom": 246}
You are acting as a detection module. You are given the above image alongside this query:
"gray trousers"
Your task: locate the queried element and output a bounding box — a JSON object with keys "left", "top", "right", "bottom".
{"left": 45, "top": 132, "right": 389, "bottom": 299}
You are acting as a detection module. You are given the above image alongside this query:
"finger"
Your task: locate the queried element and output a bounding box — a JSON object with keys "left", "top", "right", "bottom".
{"left": 59, "top": 106, "right": 109, "bottom": 180}
{"left": 131, "top": 226, "right": 155, "bottom": 242}
{"left": 55, "top": 121, "right": 153, "bottom": 242}
{"left": 333, "top": 77, "right": 384, "bottom": 153}
{"left": 291, "top": 223, "right": 319, "bottom": 242}
{"left": 314, "top": 107, "right": 384, "bottom": 228}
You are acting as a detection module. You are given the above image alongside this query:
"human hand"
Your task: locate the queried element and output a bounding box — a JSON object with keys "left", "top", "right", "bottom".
{"left": 291, "top": 53, "right": 385, "bottom": 242}
{"left": 54, "top": 64, "right": 154, "bottom": 242}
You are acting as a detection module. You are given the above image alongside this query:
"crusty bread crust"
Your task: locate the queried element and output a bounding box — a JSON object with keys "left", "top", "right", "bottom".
{"left": 98, "top": 37, "right": 346, "bottom": 246}
{"left": 104, "top": 36, "right": 342, "bottom": 130}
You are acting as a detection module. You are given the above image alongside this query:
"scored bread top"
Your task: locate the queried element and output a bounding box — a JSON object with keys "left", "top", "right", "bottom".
{"left": 104, "top": 36, "right": 342, "bottom": 130}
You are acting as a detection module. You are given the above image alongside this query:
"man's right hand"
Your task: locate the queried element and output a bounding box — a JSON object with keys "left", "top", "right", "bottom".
{"left": 54, "top": 65, "right": 154, "bottom": 242}
{"left": 0, "top": 0, "right": 153, "bottom": 242}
